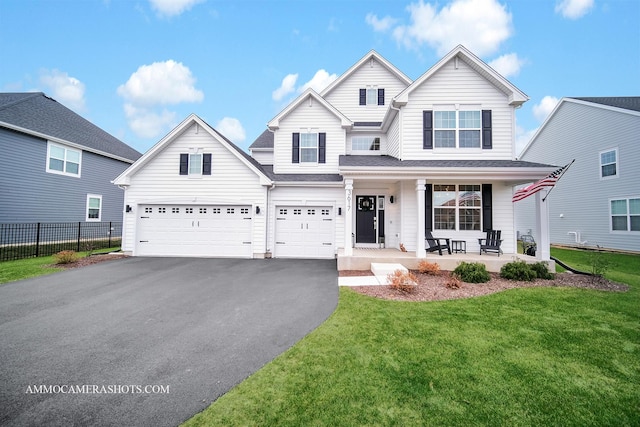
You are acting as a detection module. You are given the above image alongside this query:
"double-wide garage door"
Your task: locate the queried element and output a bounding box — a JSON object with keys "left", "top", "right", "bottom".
{"left": 275, "top": 206, "right": 334, "bottom": 259}
{"left": 136, "top": 205, "right": 252, "bottom": 257}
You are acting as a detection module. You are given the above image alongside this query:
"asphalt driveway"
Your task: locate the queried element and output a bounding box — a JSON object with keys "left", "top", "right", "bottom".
{"left": 0, "top": 257, "right": 338, "bottom": 426}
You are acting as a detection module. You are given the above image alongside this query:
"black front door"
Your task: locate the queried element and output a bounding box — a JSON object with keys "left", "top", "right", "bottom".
{"left": 355, "top": 195, "right": 376, "bottom": 243}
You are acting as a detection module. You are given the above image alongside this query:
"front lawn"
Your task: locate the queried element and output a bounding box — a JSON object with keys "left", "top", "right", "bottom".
{"left": 184, "top": 248, "right": 640, "bottom": 426}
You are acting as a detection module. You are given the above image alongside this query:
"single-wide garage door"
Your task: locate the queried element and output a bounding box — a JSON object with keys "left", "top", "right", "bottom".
{"left": 136, "top": 205, "right": 252, "bottom": 257}
{"left": 275, "top": 206, "right": 334, "bottom": 258}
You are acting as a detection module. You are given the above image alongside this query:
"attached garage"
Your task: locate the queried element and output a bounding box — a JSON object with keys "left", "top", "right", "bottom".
{"left": 136, "top": 204, "right": 253, "bottom": 257}
{"left": 274, "top": 206, "right": 335, "bottom": 258}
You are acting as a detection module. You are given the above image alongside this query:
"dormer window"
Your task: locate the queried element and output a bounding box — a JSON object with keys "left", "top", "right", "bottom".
{"left": 359, "top": 87, "right": 385, "bottom": 106}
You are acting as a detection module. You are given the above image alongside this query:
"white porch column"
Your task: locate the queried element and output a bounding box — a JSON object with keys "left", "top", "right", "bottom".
{"left": 416, "top": 179, "right": 426, "bottom": 258}
{"left": 534, "top": 191, "right": 551, "bottom": 261}
{"left": 344, "top": 179, "right": 354, "bottom": 256}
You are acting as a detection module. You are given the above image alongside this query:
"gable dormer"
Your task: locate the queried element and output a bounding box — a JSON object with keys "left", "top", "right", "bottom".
{"left": 321, "top": 50, "right": 412, "bottom": 124}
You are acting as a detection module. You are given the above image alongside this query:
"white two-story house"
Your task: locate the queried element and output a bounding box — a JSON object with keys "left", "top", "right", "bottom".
{"left": 114, "top": 45, "right": 555, "bottom": 265}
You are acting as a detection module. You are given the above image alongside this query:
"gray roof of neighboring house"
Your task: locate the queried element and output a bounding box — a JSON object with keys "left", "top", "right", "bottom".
{"left": 573, "top": 97, "right": 640, "bottom": 112}
{"left": 0, "top": 92, "right": 142, "bottom": 162}
{"left": 248, "top": 129, "right": 274, "bottom": 150}
{"left": 339, "top": 155, "right": 554, "bottom": 169}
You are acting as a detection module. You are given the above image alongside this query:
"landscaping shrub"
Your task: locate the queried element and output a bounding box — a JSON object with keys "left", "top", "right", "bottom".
{"left": 452, "top": 262, "right": 490, "bottom": 283}
{"left": 500, "top": 260, "right": 537, "bottom": 281}
{"left": 53, "top": 250, "right": 79, "bottom": 264}
{"left": 387, "top": 269, "right": 417, "bottom": 293}
{"left": 530, "top": 261, "right": 555, "bottom": 280}
{"left": 417, "top": 260, "right": 440, "bottom": 275}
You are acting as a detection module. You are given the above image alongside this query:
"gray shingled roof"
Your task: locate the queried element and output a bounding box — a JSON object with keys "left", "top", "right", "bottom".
{"left": 248, "top": 129, "right": 274, "bottom": 150}
{"left": 0, "top": 92, "right": 141, "bottom": 162}
{"left": 260, "top": 166, "right": 342, "bottom": 182}
{"left": 573, "top": 97, "right": 640, "bottom": 112}
{"left": 340, "top": 155, "right": 554, "bottom": 169}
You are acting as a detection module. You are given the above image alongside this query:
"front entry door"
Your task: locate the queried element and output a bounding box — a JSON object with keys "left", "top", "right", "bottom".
{"left": 355, "top": 195, "right": 376, "bottom": 243}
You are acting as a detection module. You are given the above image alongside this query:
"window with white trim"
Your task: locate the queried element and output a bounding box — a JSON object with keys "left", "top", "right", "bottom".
{"left": 434, "top": 110, "right": 481, "bottom": 148}
{"left": 611, "top": 197, "right": 640, "bottom": 232}
{"left": 351, "top": 136, "right": 380, "bottom": 151}
{"left": 86, "top": 194, "right": 102, "bottom": 221}
{"left": 600, "top": 148, "right": 618, "bottom": 178}
{"left": 47, "top": 142, "right": 81, "bottom": 177}
{"left": 366, "top": 86, "right": 377, "bottom": 105}
{"left": 433, "top": 184, "right": 481, "bottom": 231}
{"left": 300, "top": 132, "right": 318, "bottom": 163}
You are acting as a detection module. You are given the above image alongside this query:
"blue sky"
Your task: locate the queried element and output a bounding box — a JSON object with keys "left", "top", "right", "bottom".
{"left": 1, "top": 0, "right": 638, "bottom": 155}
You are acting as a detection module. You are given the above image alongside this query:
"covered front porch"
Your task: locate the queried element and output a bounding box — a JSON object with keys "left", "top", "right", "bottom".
{"left": 337, "top": 247, "right": 554, "bottom": 272}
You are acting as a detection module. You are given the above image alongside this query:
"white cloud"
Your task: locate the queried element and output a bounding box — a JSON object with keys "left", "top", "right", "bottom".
{"left": 117, "top": 60, "right": 203, "bottom": 106}
{"left": 299, "top": 69, "right": 338, "bottom": 93}
{"left": 272, "top": 73, "right": 298, "bottom": 101}
{"left": 365, "top": 13, "right": 397, "bottom": 32}
{"left": 389, "top": 0, "right": 512, "bottom": 56}
{"left": 216, "top": 117, "right": 246, "bottom": 143}
{"left": 533, "top": 96, "right": 560, "bottom": 122}
{"left": 149, "top": 0, "right": 205, "bottom": 17}
{"left": 515, "top": 125, "right": 538, "bottom": 157}
{"left": 39, "top": 69, "right": 86, "bottom": 112}
{"left": 555, "top": 0, "right": 594, "bottom": 19}
{"left": 123, "top": 103, "right": 176, "bottom": 139}
{"left": 488, "top": 52, "right": 526, "bottom": 78}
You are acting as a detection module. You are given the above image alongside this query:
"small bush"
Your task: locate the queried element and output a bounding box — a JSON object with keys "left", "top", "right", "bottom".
{"left": 530, "top": 261, "right": 555, "bottom": 280}
{"left": 500, "top": 260, "right": 537, "bottom": 281}
{"left": 417, "top": 260, "right": 440, "bottom": 275}
{"left": 387, "top": 269, "right": 417, "bottom": 293}
{"left": 445, "top": 276, "right": 461, "bottom": 289}
{"left": 54, "top": 250, "right": 79, "bottom": 264}
{"left": 452, "top": 262, "right": 490, "bottom": 283}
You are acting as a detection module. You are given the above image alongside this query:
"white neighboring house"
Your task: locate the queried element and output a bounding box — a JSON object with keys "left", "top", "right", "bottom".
{"left": 516, "top": 97, "right": 640, "bottom": 253}
{"left": 114, "top": 45, "right": 556, "bottom": 261}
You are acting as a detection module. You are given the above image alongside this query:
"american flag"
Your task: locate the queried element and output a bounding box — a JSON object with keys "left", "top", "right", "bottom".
{"left": 512, "top": 161, "right": 573, "bottom": 203}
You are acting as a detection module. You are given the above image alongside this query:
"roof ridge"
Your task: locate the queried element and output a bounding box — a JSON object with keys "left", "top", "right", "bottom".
{"left": 0, "top": 92, "right": 44, "bottom": 111}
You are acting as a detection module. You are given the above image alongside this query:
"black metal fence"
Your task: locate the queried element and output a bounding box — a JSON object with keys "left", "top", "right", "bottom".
{"left": 0, "top": 222, "right": 122, "bottom": 262}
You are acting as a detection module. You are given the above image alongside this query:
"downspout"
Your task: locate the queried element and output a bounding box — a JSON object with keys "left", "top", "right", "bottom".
{"left": 265, "top": 183, "right": 275, "bottom": 257}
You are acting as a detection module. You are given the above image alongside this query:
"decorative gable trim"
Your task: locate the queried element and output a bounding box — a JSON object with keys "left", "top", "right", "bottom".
{"left": 393, "top": 45, "right": 528, "bottom": 107}
{"left": 267, "top": 89, "right": 352, "bottom": 130}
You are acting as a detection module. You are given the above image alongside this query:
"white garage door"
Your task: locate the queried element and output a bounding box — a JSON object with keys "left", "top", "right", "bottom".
{"left": 136, "top": 205, "right": 252, "bottom": 257}
{"left": 274, "top": 206, "right": 334, "bottom": 258}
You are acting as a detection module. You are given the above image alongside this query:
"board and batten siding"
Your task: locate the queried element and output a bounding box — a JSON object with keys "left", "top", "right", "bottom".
{"left": 400, "top": 58, "right": 515, "bottom": 161}
{"left": 0, "top": 127, "right": 129, "bottom": 223}
{"left": 517, "top": 101, "right": 640, "bottom": 252}
{"left": 268, "top": 186, "right": 344, "bottom": 254}
{"left": 120, "top": 123, "right": 267, "bottom": 254}
{"left": 323, "top": 58, "right": 409, "bottom": 123}
{"left": 273, "top": 97, "right": 345, "bottom": 174}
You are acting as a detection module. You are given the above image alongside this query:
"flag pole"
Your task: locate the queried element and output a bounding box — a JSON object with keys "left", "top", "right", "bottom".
{"left": 542, "top": 159, "right": 575, "bottom": 202}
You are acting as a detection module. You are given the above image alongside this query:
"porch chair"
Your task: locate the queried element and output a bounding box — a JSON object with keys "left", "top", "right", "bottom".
{"left": 478, "top": 230, "right": 503, "bottom": 256}
{"left": 425, "top": 231, "right": 452, "bottom": 256}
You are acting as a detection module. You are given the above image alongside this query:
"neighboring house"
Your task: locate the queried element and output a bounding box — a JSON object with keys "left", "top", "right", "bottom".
{"left": 0, "top": 92, "right": 142, "bottom": 224}
{"left": 114, "top": 45, "right": 555, "bottom": 261}
{"left": 516, "top": 97, "right": 640, "bottom": 253}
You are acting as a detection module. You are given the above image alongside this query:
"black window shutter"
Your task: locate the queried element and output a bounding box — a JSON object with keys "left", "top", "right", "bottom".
{"left": 378, "top": 88, "right": 385, "bottom": 105}
{"left": 359, "top": 89, "right": 366, "bottom": 105}
{"left": 202, "top": 153, "right": 212, "bottom": 175}
{"left": 423, "top": 110, "right": 433, "bottom": 149}
{"left": 482, "top": 184, "right": 493, "bottom": 231}
{"left": 318, "top": 133, "right": 326, "bottom": 163}
{"left": 292, "top": 133, "right": 300, "bottom": 163}
{"left": 179, "top": 153, "right": 188, "bottom": 175}
{"left": 425, "top": 184, "right": 433, "bottom": 233}
{"left": 482, "top": 110, "right": 492, "bottom": 149}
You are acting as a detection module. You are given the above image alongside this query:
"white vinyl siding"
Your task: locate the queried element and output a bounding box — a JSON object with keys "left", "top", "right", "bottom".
{"left": 46, "top": 141, "right": 82, "bottom": 177}
{"left": 323, "top": 58, "right": 409, "bottom": 123}
{"left": 386, "top": 114, "right": 401, "bottom": 158}
{"left": 272, "top": 97, "right": 344, "bottom": 174}
{"left": 121, "top": 122, "right": 267, "bottom": 256}
{"left": 400, "top": 58, "right": 513, "bottom": 160}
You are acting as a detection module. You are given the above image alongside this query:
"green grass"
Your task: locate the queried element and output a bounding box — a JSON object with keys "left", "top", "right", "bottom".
{"left": 184, "top": 249, "right": 640, "bottom": 427}
{"left": 0, "top": 248, "right": 121, "bottom": 285}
